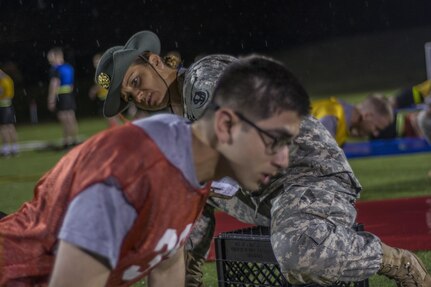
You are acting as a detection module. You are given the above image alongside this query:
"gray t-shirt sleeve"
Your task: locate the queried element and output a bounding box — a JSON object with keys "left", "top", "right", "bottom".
{"left": 58, "top": 181, "right": 137, "bottom": 268}
{"left": 319, "top": 115, "right": 338, "bottom": 138}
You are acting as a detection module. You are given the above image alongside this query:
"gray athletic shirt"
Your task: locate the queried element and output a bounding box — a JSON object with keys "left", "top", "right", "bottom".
{"left": 58, "top": 114, "right": 201, "bottom": 268}
{"left": 319, "top": 100, "right": 354, "bottom": 138}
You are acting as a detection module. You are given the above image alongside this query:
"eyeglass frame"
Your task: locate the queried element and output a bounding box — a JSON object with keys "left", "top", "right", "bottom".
{"left": 207, "top": 102, "right": 298, "bottom": 155}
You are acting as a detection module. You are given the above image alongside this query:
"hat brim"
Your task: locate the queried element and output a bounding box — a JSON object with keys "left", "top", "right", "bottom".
{"left": 103, "top": 49, "right": 141, "bottom": 117}
{"left": 103, "top": 31, "right": 161, "bottom": 117}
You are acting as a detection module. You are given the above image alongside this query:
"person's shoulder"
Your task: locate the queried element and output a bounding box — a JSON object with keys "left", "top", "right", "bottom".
{"left": 183, "top": 54, "right": 238, "bottom": 121}
{"left": 141, "top": 113, "right": 184, "bottom": 122}
{"left": 133, "top": 114, "right": 188, "bottom": 130}
{"left": 186, "top": 54, "right": 238, "bottom": 77}
{"left": 131, "top": 114, "right": 192, "bottom": 163}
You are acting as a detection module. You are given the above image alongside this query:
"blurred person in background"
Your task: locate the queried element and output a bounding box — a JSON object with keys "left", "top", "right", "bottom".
{"left": 373, "top": 79, "right": 431, "bottom": 140}
{"left": 312, "top": 93, "right": 393, "bottom": 146}
{"left": 47, "top": 47, "right": 79, "bottom": 149}
{"left": 0, "top": 68, "right": 18, "bottom": 157}
{"left": 390, "top": 79, "right": 431, "bottom": 110}
{"left": 390, "top": 97, "right": 431, "bottom": 142}
{"left": 416, "top": 97, "right": 431, "bottom": 143}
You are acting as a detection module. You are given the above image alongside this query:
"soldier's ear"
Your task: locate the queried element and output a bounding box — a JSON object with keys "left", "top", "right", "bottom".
{"left": 214, "top": 108, "right": 236, "bottom": 144}
{"left": 148, "top": 54, "right": 163, "bottom": 68}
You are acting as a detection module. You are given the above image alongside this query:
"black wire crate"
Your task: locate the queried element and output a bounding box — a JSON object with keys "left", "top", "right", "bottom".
{"left": 215, "top": 226, "right": 369, "bottom": 287}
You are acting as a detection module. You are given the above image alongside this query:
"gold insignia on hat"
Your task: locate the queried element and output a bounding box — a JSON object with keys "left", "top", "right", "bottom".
{"left": 97, "top": 73, "right": 111, "bottom": 89}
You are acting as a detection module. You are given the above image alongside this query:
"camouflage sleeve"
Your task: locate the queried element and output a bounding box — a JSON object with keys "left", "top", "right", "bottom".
{"left": 185, "top": 204, "right": 216, "bottom": 287}
{"left": 270, "top": 175, "right": 382, "bottom": 285}
{"left": 208, "top": 189, "right": 271, "bottom": 226}
{"left": 186, "top": 204, "right": 216, "bottom": 257}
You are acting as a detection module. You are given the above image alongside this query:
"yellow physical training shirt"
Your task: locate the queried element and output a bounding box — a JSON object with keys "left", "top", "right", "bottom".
{"left": 311, "top": 97, "right": 348, "bottom": 146}
{"left": 0, "top": 72, "right": 14, "bottom": 107}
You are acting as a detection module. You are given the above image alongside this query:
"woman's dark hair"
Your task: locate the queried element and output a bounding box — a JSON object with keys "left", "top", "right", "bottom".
{"left": 132, "top": 51, "right": 181, "bottom": 69}
{"left": 212, "top": 55, "right": 310, "bottom": 120}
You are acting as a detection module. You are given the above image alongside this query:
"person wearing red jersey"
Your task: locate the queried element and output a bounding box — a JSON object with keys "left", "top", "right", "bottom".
{"left": 0, "top": 55, "right": 310, "bottom": 287}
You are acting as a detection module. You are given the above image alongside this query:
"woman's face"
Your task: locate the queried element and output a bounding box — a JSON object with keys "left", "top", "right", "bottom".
{"left": 120, "top": 63, "right": 169, "bottom": 111}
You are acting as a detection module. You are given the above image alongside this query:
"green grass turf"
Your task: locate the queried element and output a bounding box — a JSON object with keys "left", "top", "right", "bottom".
{"left": 16, "top": 117, "right": 108, "bottom": 142}
{"left": 1, "top": 116, "right": 430, "bottom": 286}
{"left": 0, "top": 117, "right": 108, "bottom": 213}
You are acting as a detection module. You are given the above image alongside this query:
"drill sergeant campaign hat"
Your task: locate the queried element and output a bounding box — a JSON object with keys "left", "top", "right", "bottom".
{"left": 95, "top": 31, "right": 161, "bottom": 117}
{"left": 183, "top": 54, "right": 238, "bottom": 121}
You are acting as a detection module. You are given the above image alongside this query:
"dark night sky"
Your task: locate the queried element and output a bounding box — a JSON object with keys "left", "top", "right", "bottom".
{"left": 2, "top": 0, "right": 431, "bottom": 74}
{"left": 1, "top": 0, "right": 431, "bottom": 119}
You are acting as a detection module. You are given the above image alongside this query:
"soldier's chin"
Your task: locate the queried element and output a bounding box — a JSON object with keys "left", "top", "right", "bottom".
{"left": 135, "top": 98, "right": 168, "bottom": 111}
{"left": 241, "top": 181, "right": 260, "bottom": 193}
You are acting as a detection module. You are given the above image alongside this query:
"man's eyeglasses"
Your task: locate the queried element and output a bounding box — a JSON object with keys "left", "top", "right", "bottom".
{"left": 207, "top": 102, "right": 297, "bottom": 155}
{"left": 234, "top": 111, "right": 297, "bottom": 155}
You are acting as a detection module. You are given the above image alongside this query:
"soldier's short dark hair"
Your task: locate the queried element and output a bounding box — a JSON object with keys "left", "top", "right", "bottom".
{"left": 211, "top": 55, "right": 310, "bottom": 120}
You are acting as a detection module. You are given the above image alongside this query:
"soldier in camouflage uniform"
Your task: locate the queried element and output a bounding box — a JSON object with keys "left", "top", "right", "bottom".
{"left": 184, "top": 63, "right": 431, "bottom": 287}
